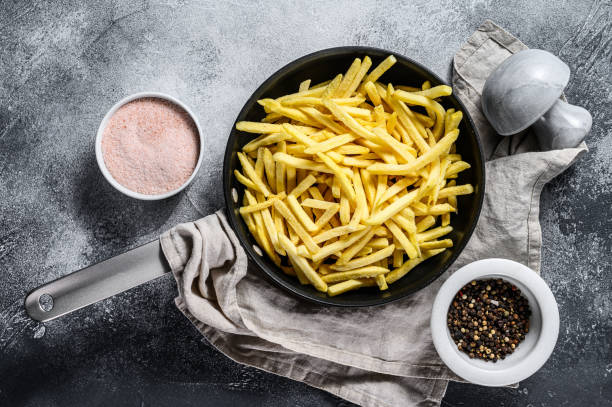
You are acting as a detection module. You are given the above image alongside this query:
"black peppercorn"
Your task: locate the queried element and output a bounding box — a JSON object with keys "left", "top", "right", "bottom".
{"left": 447, "top": 279, "right": 531, "bottom": 362}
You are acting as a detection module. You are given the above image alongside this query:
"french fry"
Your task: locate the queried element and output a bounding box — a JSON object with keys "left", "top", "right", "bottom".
{"left": 367, "top": 129, "right": 459, "bottom": 175}
{"left": 322, "top": 266, "right": 388, "bottom": 283}
{"left": 335, "top": 144, "right": 370, "bottom": 155}
{"left": 361, "top": 55, "right": 397, "bottom": 89}
{"left": 420, "top": 239, "right": 453, "bottom": 250}
{"left": 412, "top": 85, "right": 452, "bottom": 99}
{"left": 375, "top": 274, "right": 388, "bottom": 290}
{"left": 337, "top": 227, "right": 377, "bottom": 265}
{"left": 299, "top": 79, "right": 311, "bottom": 92}
{"left": 236, "top": 121, "right": 316, "bottom": 135}
{"left": 363, "top": 81, "right": 381, "bottom": 106}
{"left": 367, "top": 237, "right": 389, "bottom": 249}
{"left": 386, "top": 249, "right": 445, "bottom": 284}
{"left": 286, "top": 195, "right": 318, "bottom": 233}
{"left": 385, "top": 219, "right": 418, "bottom": 259}
{"left": 416, "top": 215, "right": 436, "bottom": 233}
{"left": 344, "top": 56, "right": 372, "bottom": 97}
{"left": 273, "top": 199, "right": 319, "bottom": 253}
{"left": 237, "top": 152, "right": 270, "bottom": 196}
{"left": 322, "top": 73, "right": 343, "bottom": 99}
{"left": 394, "top": 90, "right": 447, "bottom": 140}
{"left": 416, "top": 226, "right": 453, "bottom": 243}
{"left": 314, "top": 202, "right": 340, "bottom": 229}
{"left": 334, "top": 58, "right": 362, "bottom": 98}
{"left": 239, "top": 194, "right": 280, "bottom": 214}
{"left": 365, "top": 188, "right": 420, "bottom": 225}
{"left": 234, "top": 170, "right": 259, "bottom": 191}
{"left": 312, "top": 227, "right": 372, "bottom": 263}
{"left": 242, "top": 133, "right": 291, "bottom": 153}
{"left": 279, "top": 234, "right": 327, "bottom": 292}
{"left": 304, "top": 133, "right": 356, "bottom": 154}
{"left": 327, "top": 278, "right": 376, "bottom": 296}
{"left": 302, "top": 198, "right": 336, "bottom": 210}
{"left": 445, "top": 161, "right": 471, "bottom": 177}
{"left": 289, "top": 174, "right": 317, "bottom": 198}
{"left": 331, "top": 244, "right": 395, "bottom": 271}
{"left": 437, "top": 184, "right": 474, "bottom": 199}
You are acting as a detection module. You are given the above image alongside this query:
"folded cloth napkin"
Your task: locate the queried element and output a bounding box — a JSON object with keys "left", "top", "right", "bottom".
{"left": 160, "top": 20, "right": 587, "bottom": 407}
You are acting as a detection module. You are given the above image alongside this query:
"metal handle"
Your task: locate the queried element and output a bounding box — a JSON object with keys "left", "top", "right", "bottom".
{"left": 25, "top": 240, "right": 171, "bottom": 322}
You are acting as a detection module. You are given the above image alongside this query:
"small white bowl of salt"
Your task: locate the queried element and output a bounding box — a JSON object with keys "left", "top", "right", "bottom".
{"left": 95, "top": 92, "right": 203, "bottom": 200}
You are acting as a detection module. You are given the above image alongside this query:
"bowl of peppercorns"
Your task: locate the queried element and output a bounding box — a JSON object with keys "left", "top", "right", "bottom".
{"left": 430, "top": 258, "right": 559, "bottom": 386}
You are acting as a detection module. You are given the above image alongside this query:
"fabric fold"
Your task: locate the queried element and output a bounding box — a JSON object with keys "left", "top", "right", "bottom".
{"left": 159, "top": 20, "right": 586, "bottom": 407}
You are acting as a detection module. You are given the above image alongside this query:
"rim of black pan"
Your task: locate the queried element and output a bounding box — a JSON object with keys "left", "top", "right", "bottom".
{"left": 223, "top": 46, "right": 486, "bottom": 307}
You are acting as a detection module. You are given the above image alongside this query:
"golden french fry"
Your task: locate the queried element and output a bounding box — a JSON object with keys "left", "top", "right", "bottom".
{"left": 262, "top": 148, "right": 276, "bottom": 192}
{"left": 334, "top": 58, "right": 361, "bottom": 98}
{"left": 344, "top": 56, "right": 372, "bottom": 97}
{"left": 441, "top": 212, "right": 451, "bottom": 227}
{"left": 445, "top": 161, "right": 471, "bottom": 178}
{"left": 375, "top": 274, "right": 388, "bottom": 290}
{"left": 279, "top": 234, "right": 327, "bottom": 292}
{"left": 302, "top": 198, "right": 335, "bottom": 210}
{"left": 331, "top": 244, "right": 395, "bottom": 271}
{"left": 327, "top": 278, "right": 376, "bottom": 296}
{"left": 394, "top": 90, "right": 446, "bottom": 140}
{"left": 412, "top": 85, "right": 452, "bottom": 99}
{"left": 314, "top": 203, "right": 340, "bottom": 229}
{"left": 386, "top": 249, "right": 445, "bottom": 284}
{"left": 289, "top": 174, "right": 317, "bottom": 198}
{"left": 273, "top": 199, "right": 319, "bottom": 253}
{"left": 416, "top": 215, "right": 436, "bottom": 233}
{"left": 234, "top": 170, "right": 259, "bottom": 191}
{"left": 299, "top": 79, "right": 311, "bottom": 92}
{"left": 337, "top": 227, "right": 377, "bottom": 265}
{"left": 312, "top": 227, "right": 371, "bottom": 263}
{"left": 312, "top": 224, "right": 364, "bottom": 244}
{"left": 286, "top": 195, "right": 318, "bottom": 233}
{"left": 365, "top": 188, "right": 420, "bottom": 225}
{"left": 385, "top": 219, "right": 418, "bottom": 259}
{"left": 361, "top": 55, "right": 397, "bottom": 89}
{"left": 322, "top": 73, "right": 343, "bottom": 99}
{"left": 242, "top": 133, "right": 291, "bottom": 153}
{"left": 237, "top": 152, "right": 270, "bottom": 196}
{"left": 375, "top": 177, "right": 417, "bottom": 208}
{"left": 445, "top": 111, "right": 463, "bottom": 134}
{"left": 322, "top": 266, "right": 388, "bottom": 283}
{"left": 367, "top": 237, "right": 389, "bottom": 249}
{"left": 417, "top": 226, "right": 453, "bottom": 242}
{"left": 236, "top": 121, "right": 316, "bottom": 134}
{"left": 420, "top": 239, "right": 453, "bottom": 250}
{"left": 437, "top": 184, "right": 474, "bottom": 199}
{"left": 427, "top": 203, "right": 456, "bottom": 215}
{"left": 363, "top": 81, "right": 381, "bottom": 106}
{"left": 367, "top": 129, "right": 459, "bottom": 175}
{"left": 239, "top": 195, "right": 279, "bottom": 214}
{"left": 304, "top": 133, "right": 356, "bottom": 154}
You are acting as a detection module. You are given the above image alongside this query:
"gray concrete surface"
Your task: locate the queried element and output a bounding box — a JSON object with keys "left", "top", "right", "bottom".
{"left": 1, "top": 0, "right": 610, "bottom": 406}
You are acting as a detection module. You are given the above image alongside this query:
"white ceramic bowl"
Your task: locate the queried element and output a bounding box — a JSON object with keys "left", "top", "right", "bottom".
{"left": 431, "top": 258, "right": 559, "bottom": 387}
{"left": 95, "top": 92, "right": 204, "bottom": 200}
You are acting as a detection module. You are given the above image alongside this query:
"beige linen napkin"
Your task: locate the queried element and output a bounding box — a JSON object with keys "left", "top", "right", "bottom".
{"left": 160, "top": 20, "right": 586, "bottom": 407}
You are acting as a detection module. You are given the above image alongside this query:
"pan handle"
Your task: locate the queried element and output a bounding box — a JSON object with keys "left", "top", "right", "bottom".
{"left": 24, "top": 240, "right": 171, "bottom": 322}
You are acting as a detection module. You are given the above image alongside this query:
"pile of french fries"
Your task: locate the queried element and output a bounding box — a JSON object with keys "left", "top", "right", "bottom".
{"left": 234, "top": 55, "right": 474, "bottom": 297}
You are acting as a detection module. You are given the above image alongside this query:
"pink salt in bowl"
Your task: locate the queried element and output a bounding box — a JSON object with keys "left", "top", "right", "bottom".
{"left": 95, "top": 92, "right": 204, "bottom": 200}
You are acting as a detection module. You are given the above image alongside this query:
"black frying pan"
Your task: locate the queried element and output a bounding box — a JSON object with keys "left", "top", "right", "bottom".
{"left": 25, "top": 47, "right": 485, "bottom": 322}
{"left": 223, "top": 46, "right": 485, "bottom": 307}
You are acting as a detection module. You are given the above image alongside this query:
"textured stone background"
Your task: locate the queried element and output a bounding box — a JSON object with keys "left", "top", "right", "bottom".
{"left": 1, "top": 0, "right": 610, "bottom": 406}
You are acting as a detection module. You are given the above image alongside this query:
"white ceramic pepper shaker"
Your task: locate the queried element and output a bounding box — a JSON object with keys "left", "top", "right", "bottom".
{"left": 481, "top": 49, "right": 592, "bottom": 150}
